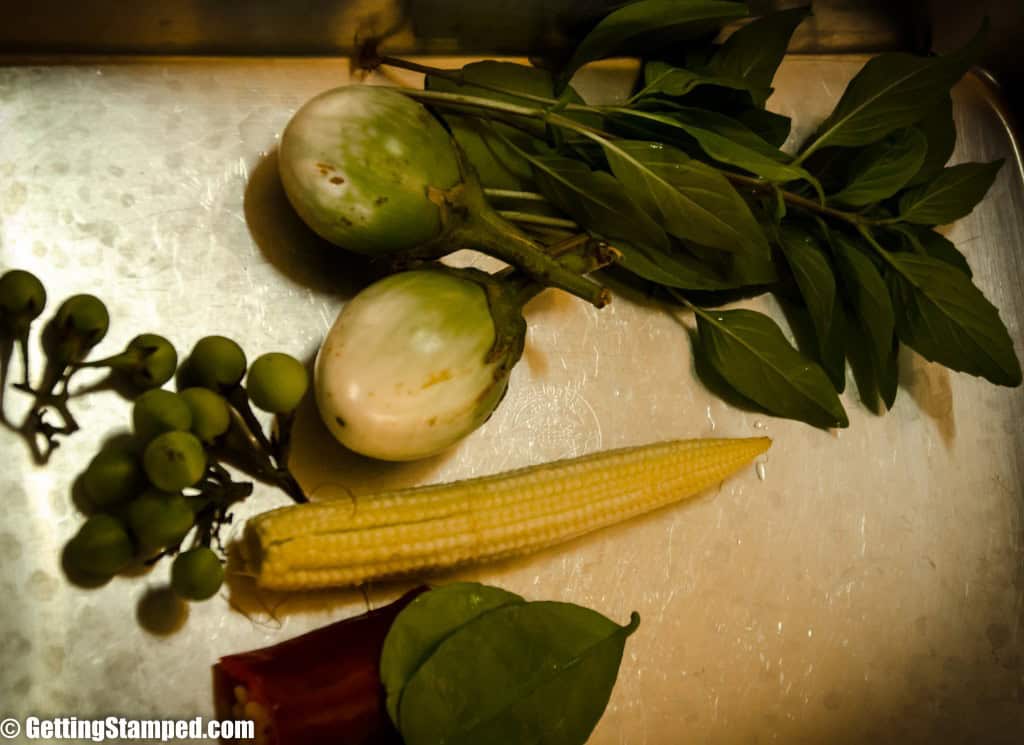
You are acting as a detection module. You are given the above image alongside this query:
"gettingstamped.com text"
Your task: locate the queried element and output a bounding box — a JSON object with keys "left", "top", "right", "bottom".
{"left": 1, "top": 716, "right": 254, "bottom": 742}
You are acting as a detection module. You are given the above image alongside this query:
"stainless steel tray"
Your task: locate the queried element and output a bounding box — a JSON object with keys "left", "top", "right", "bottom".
{"left": 1, "top": 55, "right": 1022, "bottom": 743}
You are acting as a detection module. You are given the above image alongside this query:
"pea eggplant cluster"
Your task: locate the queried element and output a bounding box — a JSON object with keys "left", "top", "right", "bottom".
{"left": 0, "top": 268, "right": 310, "bottom": 603}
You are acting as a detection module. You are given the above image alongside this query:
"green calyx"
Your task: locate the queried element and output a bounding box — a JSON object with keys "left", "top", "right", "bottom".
{"left": 77, "top": 333, "right": 178, "bottom": 389}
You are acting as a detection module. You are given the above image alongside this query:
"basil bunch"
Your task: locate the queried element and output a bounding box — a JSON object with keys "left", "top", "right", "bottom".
{"left": 380, "top": 583, "right": 639, "bottom": 745}
{"left": 401, "top": 0, "right": 1021, "bottom": 428}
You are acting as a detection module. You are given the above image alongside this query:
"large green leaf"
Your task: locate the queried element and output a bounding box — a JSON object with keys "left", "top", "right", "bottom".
{"left": 526, "top": 150, "right": 671, "bottom": 254}
{"left": 799, "top": 23, "right": 985, "bottom": 157}
{"left": 890, "top": 224, "right": 973, "bottom": 278}
{"left": 736, "top": 107, "right": 792, "bottom": 148}
{"left": 610, "top": 107, "right": 815, "bottom": 186}
{"left": 695, "top": 308, "right": 849, "bottom": 428}
{"left": 559, "top": 0, "right": 747, "bottom": 88}
{"left": 877, "top": 336, "right": 900, "bottom": 410}
{"left": 426, "top": 61, "right": 590, "bottom": 190}
{"left": 381, "top": 583, "right": 524, "bottom": 726}
{"left": 887, "top": 253, "right": 1021, "bottom": 386}
{"left": 634, "top": 61, "right": 769, "bottom": 104}
{"left": 709, "top": 6, "right": 811, "bottom": 106}
{"left": 831, "top": 232, "right": 896, "bottom": 406}
{"left": 398, "top": 601, "right": 640, "bottom": 745}
{"left": 842, "top": 300, "right": 883, "bottom": 412}
{"left": 524, "top": 148, "right": 770, "bottom": 293}
{"left": 615, "top": 239, "right": 772, "bottom": 290}
{"left": 831, "top": 128, "right": 928, "bottom": 206}
{"left": 907, "top": 95, "right": 956, "bottom": 186}
{"left": 776, "top": 225, "right": 844, "bottom": 390}
{"left": 601, "top": 139, "right": 770, "bottom": 255}
{"left": 898, "top": 160, "right": 1003, "bottom": 225}
{"left": 440, "top": 115, "right": 538, "bottom": 190}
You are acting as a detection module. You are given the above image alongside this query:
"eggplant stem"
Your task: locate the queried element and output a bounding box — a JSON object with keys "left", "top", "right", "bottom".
{"left": 455, "top": 209, "right": 610, "bottom": 308}
{"left": 437, "top": 143, "right": 610, "bottom": 308}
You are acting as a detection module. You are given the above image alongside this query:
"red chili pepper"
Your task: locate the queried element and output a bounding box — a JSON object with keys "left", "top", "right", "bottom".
{"left": 213, "top": 587, "right": 427, "bottom": 745}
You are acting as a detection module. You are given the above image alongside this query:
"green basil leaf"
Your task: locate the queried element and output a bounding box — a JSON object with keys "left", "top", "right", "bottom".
{"left": 898, "top": 160, "right": 1003, "bottom": 225}
{"left": 776, "top": 225, "right": 844, "bottom": 389}
{"left": 527, "top": 150, "right": 672, "bottom": 253}
{"left": 610, "top": 107, "right": 816, "bottom": 188}
{"left": 887, "top": 253, "right": 1022, "bottom": 386}
{"left": 916, "top": 229, "right": 972, "bottom": 277}
{"left": 821, "top": 296, "right": 848, "bottom": 393}
{"left": 801, "top": 147, "right": 857, "bottom": 195}
{"left": 801, "top": 23, "right": 985, "bottom": 155}
{"left": 842, "top": 300, "right": 881, "bottom": 412}
{"left": 695, "top": 308, "right": 849, "bottom": 428}
{"left": 907, "top": 95, "right": 956, "bottom": 186}
{"left": 736, "top": 107, "right": 792, "bottom": 148}
{"left": 440, "top": 116, "right": 539, "bottom": 190}
{"left": 381, "top": 583, "right": 525, "bottom": 726}
{"left": 890, "top": 224, "right": 973, "bottom": 277}
{"left": 709, "top": 6, "right": 812, "bottom": 106}
{"left": 635, "top": 61, "right": 770, "bottom": 104}
{"left": 398, "top": 601, "right": 641, "bottom": 745}
{"left": 428, "top": 61, "right": 557, "bottom": 106}
{"left": 878, "top": 336, "right": 900, "bottom": 410}
{"left": 601, "top": 139, "right": 770, "bottom": 255}
{"left": 426, "top": 62, "right": 592, "bottom": 190}
{"left": 831, "top": 128, "right": 928, "bottom": 206}
{"left": 831, "top": 232, "right": 896, "bottom": 397}
{"left": 614, "top": 240, "right": 748, "bottom": 290}
{"left": 727, "top": 238, "right": 781, "bottom": 286}
{"left": 559, "top": 0, "right": 747, "bottom": 88}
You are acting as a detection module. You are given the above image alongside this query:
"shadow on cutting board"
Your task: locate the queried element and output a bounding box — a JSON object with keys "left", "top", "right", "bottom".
{"left": 898, "top": 346, "right": 956, "bottom": 448}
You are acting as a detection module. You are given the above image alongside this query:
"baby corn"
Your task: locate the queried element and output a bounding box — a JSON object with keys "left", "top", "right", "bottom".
{"left": 243, "top": 437, "right": 770, "bottom": 590}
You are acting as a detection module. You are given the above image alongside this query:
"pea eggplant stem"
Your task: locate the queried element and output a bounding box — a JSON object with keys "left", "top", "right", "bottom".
{"left": 271, "top": 411, "right": 296, "bottom": 470}
{"left": 0, "top": 336, "right": 13, "bottom": 428}
{"left": 226, "top": 386, "right": 275, "bottom": 455}
{"left": 218, "top": 406, "right": 308, "bottom": 504}
{"left": 15, "top": 333, "right": 32, "bottom": 389}
{"left": 10, "top": 358, "right": 79, "bottom": 465}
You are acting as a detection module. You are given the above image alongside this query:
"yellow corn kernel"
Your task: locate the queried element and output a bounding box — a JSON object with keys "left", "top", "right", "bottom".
{"left": 242, "top": 437, "right": 770, "bottom": 590}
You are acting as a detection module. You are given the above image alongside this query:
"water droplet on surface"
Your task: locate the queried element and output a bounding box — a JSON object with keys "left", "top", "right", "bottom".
{"left": 753, "top": 420, "right": 766, "bottom": 430}
{"left": 756, "top": 461, "right": 767, "bottom": 481}
{"left": 705, "top": 406, "right": 716, "bottom": 431}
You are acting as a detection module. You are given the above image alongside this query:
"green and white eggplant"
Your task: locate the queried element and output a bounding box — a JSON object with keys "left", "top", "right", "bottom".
{"left": 279, "top": 85, "right": 461, "bottom": 256}
{"left": 278, "top": 85, "right": 607, "bottom": 308}
{"left": 315, "top": 267, "right": 524, "bottom": 461}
